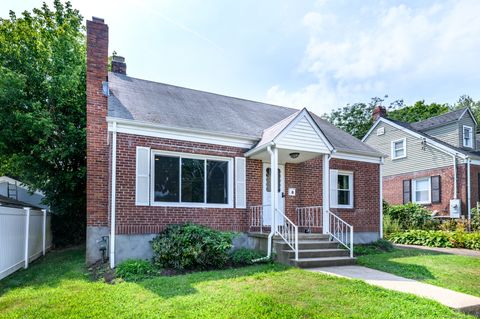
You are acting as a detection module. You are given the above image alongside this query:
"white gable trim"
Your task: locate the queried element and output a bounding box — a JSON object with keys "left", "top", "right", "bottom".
{"left": 363, "top": 118, "right": 467, "bottom": 159}
{"left": 245, "top": 109, "right": 334, "bottom": 157}
{"left": 274, "top": 109, "right": 334, "bottom": 152}
{"left": 107, "top": 117, "right": 257, "bottom": 149}
{"left": 459, "top": 108, "right": 478, "bottom": 126}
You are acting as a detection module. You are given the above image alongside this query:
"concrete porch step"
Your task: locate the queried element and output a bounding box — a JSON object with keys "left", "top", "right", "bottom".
{"left": 274, "top": 240, "right": 340, "bottom": 250}
{"left": 283, "top": 248, "right": 349, "bottom": 258}
{"left": 291, "top": 256, "right": 356, "bottom": 268}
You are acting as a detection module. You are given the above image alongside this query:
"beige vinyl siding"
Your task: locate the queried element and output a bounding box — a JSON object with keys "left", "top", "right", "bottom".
{"left": 423, "top": 122, "right": 459, "bottom": 147}
{"left": 458, "top": 112, "right": 476, "bottom": 150}
{"left": 364, "top": 122, "right": 453, "bottom": 177}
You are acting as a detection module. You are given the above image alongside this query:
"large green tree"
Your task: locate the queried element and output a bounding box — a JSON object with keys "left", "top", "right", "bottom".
{"left": 388, "top": 100, "right": 451, "bottom": 123}
{"left": 0, "top": 1, "right": 85, "bottom": 245}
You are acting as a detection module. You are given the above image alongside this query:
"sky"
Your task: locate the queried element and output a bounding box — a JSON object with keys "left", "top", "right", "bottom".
{"left": 2, "top": 0, "right": 480, "bottom": 115}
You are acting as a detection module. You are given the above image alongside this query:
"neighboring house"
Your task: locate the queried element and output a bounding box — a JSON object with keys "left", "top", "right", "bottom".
{"left": 363, "top": 106, "right": 480, "bottom": 219}
{"left": 86, "top": 17, "right": 384, "bottom": 267}
{"left": 0, "top": 176, "right": 47, "bottom": 210}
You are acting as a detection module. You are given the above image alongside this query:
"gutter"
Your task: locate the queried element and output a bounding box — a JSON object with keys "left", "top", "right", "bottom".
{"left": 110, "top": 122, "right": 117, "bottom": 268}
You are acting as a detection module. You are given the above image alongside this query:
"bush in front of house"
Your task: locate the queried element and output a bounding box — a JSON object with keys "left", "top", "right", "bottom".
{"left": 385, "top": 203, "right": 434, "bottom": 230}
{"left": 116, "top": 259, "right": 157, "bottom": 281}
{"left": 387, "top": 230, "right": 480, "bottom": 250}
{"left": 151, "top": 223, "right": 234, "bottom": 271}
{"left": 229, "top": 248, "right": 268, "bottom": 266}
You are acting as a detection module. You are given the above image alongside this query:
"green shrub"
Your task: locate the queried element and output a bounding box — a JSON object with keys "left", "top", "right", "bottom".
{"left": 387, "top": 230, "right": 480, "bottom": 250}
{"left": 229, "top": 248, "right": 266, "bottom": 266}
{"left": 116, "top": 259, "right": 157, "bottom": 281}
{"left": 355, "top": 239, "right": 394, "bottom": 256}
{"left": 385, "top": 203, "right": 432, "bottom": 230}
{"left": 151, "top": 223, "right": 234, "bottom": 271}
{"left": 471, "top": 208, "right": 480, "bottom": 231}
{"left": 383, "top": 214, "right": 402, "bottom": 235}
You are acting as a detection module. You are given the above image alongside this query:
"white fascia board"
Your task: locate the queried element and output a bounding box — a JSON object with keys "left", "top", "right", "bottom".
{"left": 332, "top": 152, "right": 383, "bottom": 164}
{"left": 364, "top": 118, "right": 467, "bottom": 159}
{"left": 106, "top": 117, "right": 257, "bottom": 149}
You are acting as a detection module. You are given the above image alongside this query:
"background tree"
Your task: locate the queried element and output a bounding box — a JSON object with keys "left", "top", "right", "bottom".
{"left": 0, "top": 1, "right": 85, "bottom": 246}
{"left": 323, "top": 96, "right": 402, "bottom": 139}
{"left": 388, "top": 100, "right": 451, "bottom": 123}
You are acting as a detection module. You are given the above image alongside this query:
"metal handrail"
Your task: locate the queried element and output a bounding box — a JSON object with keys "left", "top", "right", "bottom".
{"left": 275, "top": 208, "right": 299, "bottom": 261}
{"left": 296, "top": 206, "right": 322, "bottom": 230}
{"left": 327, "top": 210, "right": 353, "bottom": 258}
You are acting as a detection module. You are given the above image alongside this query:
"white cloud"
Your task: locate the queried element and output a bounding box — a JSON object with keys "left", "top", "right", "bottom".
{"left": 266, "top": 0, "right": 480, "bottom": 114}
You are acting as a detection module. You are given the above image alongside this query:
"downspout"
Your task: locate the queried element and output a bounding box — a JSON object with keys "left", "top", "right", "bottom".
{"left": 467, "top": 157, "right": 471, "bottom": 220}
{"left": 110, "top": 122, "right": 117, "bottom": 268}
{"left": 266, "top": 143, "right": 276, "bottom": 259}
{"left": 452, "top": 154, "right": 457, "bottom": 199}
{"left": 379, "top": 157, "right": 384, "bottom": 239}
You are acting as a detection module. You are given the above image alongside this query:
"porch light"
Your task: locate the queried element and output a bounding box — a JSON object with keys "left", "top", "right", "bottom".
{"left": 289, "top": 152, "right": 300, "bottom": 159}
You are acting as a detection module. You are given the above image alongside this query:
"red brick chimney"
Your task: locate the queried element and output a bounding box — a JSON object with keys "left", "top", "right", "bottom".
{"left": 86, "top": 17, "right": 109, "bottom": 245}
{"left": 372, "top": 106, "right": 387, "bottom": 121}
{"left": 111, "top": 55, "right": 127, "bottom": 74}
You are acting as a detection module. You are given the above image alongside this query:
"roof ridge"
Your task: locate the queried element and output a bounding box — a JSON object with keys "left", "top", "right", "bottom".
{"left": 109, "top": 72, "right": 299, "bottom": 113}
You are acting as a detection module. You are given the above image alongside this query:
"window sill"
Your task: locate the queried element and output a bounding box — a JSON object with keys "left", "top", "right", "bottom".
{"left": 148, "top": 202, "right": 234, "bottom": 209}
{"left": 391, "top": 155, "right": 406, "bottom": 161}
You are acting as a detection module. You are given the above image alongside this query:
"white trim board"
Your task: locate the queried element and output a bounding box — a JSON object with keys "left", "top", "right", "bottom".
{"left": 331, "top": 152, "right": 383, "bottom": 164}
{"left": 107, "top": 117, "right": 257, "bottom": 149}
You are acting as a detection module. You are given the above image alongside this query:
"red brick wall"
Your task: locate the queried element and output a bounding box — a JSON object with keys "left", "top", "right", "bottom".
{"left": 115, "top": 133, "right": 252, "bottom": 234}
{"left": 330, "top": 158, "right": 380, "bottom": 232}
{"left": 382, "top": 165, "right": 467, "bottom": 215}
{"left": 86, "top": 18, "right": 109, "bottom": 228}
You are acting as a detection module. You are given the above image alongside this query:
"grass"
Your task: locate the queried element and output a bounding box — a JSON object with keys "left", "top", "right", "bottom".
{"left": 0, "top": 247, "right": 475, "bottom": 319}
{"left": 357, "top": 246, "right": 480, "bottom": 297}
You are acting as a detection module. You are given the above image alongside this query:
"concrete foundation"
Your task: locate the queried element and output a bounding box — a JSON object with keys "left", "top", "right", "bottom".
{"left": 86, "top": 226, "right": 109, "bottom": 265}
{"left": 115, "top": 233, "right": 157, "bottom": 264}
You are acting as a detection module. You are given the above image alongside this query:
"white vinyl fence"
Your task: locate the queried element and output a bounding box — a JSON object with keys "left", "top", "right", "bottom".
{"left": 0, "top": 206, "right": 52, "bottom": 280}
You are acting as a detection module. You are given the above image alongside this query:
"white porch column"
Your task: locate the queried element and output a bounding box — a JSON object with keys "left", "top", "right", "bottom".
{"left": 271, "top": 147, "right": 279, "bottom": 232}
{"left": 322, "top": 154, "right": 330, "bottom": 234}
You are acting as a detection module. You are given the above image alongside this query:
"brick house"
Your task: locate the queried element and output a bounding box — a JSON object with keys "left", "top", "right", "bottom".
{"left": 363, "top": 106, "right": 480, "bottom": 219}
{"left": 86, "top": 17, "right": 383, "bottom": 267}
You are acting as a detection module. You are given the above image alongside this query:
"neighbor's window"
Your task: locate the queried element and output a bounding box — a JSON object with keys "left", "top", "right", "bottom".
{"left": 330, "top": 170, "right": 353, "bottom": 209}
{"left": 153, "top": 153, "right": 230, "bottom": 206}
{"left": 463, "top": 126, "right": 473, "bottom": 148}
{"left": 391, "top": 138, "right": 406, "bottom": 160}
{"left": 412, "top": 177, "right": 431, "bottom": 204}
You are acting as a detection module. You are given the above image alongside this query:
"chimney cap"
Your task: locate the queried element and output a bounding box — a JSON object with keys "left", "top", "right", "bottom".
{"left": 92, "top": 16, "right": 105, "bottom": 23}
{"left": 112, "top": 56, "right": 125, "bottom": 63}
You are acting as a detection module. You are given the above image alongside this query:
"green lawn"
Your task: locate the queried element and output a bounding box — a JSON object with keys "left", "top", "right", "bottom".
{"left": 357, "top": 247, "right": 480, "bottom": 297}
{"left": 0, "top": 247, "right": 474, "bottom": 319}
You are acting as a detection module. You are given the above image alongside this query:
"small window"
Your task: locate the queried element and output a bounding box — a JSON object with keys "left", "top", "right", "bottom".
{"left": 463, "top": 125, "right": 473, "bottom": 148}
{"left": 265, "top": 167, "right": 281, "bottom": 193}
{"left": 391, "top": 138, "right": 406, "bottom": 160}
{"left": 330, "top": 170, "right": 353, "bottom": 209}
{"left": 412, "top": 177, "right": 431, "bottom": 204}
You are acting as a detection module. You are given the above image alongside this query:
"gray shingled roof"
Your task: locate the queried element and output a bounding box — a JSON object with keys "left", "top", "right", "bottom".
{"left": 108, "top": 72, "right": 381, "bottom": 156}
{"left": 410, "top": 108, "right": 468, "bottom": 131}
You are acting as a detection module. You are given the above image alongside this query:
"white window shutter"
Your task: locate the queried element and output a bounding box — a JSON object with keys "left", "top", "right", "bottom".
{"left": 235, "top": 157, "right": 246, "bottom": 208}
{"left": 135, "top": 146, "right": 151, "bottom": 206}
{"left": 329, "top": 169, "right": 338, "bottom": 208}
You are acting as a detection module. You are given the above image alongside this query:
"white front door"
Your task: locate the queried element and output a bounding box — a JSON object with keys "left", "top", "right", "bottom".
{"left": 262, "top": 163, "right": 285, "bottom": 226}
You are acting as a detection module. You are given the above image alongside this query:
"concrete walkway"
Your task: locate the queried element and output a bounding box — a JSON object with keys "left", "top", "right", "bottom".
{"left": 308, "top": 265, "right": 480, "bottom": 315}
{"left": 395, "top": 244, "right": 480, "bottom": 258}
